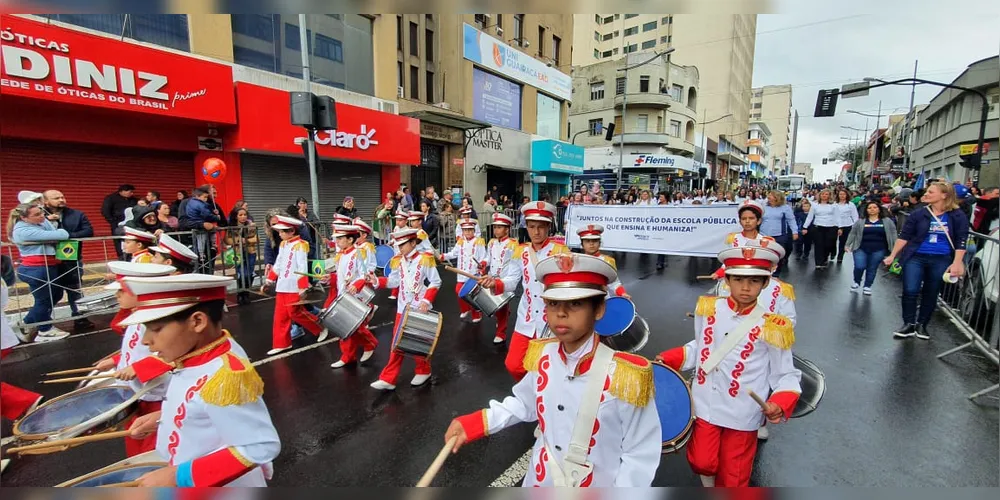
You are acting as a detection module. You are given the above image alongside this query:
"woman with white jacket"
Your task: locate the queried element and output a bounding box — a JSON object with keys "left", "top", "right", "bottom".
{"left": 833, "top": 189, "right": 860, "bottom": 264}
{"left": 801, "top": 189, "right": 839, "bottom": 269}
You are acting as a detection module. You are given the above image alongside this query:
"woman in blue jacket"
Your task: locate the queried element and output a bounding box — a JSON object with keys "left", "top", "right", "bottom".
{"left": 6, "top": 204, "right": 71, "bottom": 342}
{"left": 883, "top": 182, "right": 969, "bottom": 340}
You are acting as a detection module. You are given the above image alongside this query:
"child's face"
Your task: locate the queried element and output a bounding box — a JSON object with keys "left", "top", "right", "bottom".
{"left": 115, "top": 289, "right": 137, "bottom": 310}
{"left": 462, "top": 228, "right": 475, "bottom": 239}
{"left": 581, "top": 239, "right": 601, "bottom": 255}
{"left": 357, "top": 232, "right": 367, "bottom": 243}
{"left": 142, "top": 313, "right": 207, "bottom": 363}
{"left": 278, "top": 228, "right": 295, "bottom": 241}
{"left": 335, "top": 235, "right": 353, "bottom": 250}
{"left": 396, "top": 218, "right": 407, "bottom": 228}
{"left": 544, "top": 298, "right": 604, "bottom": 345}
{"left": 492, "top": 225, "right": 509, "bottom": 239}
{"left": 408, "top": 219, "right": 422, "bottom": 228}
{"left": 725, "top": 275, "right": 767, "bottom": 306}
{"left": 123, "top": 240, "right": 143, "bottom": 254}
{"left": 152, "top": 252, "right": 169, "bottom": 265}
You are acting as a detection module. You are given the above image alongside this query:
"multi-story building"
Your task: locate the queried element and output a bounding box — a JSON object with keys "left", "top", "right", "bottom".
{"left": 792, "top": 162, "right": 814, "bottom": 183}
{"left": 789, "top": 110, "right": 800, "bottom": 167}
{"left": 746, "top": 122, "right": 771, "bottom": 182}
{"left": 569, "top": 53, "right": 700, "bottom": 191}
{"left": 750, "top": 85, "right": 793, "bottom": 174}
{"left": 912, "top": 56, "right": 999, "bottom": 183}
{"left": 572, "top": 14, "right": 756, "bottom": 166}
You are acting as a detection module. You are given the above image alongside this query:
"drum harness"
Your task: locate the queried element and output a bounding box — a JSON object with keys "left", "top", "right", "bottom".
{"left": 700, "top": 305, "right": 767, "bottom": 375}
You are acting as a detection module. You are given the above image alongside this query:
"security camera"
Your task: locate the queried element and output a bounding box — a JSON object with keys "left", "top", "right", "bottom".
{"left": 495, "top": 27, "right": 503, "bottom": 37}
{"left": 546, "top": 61, "right": 553, "bottom": 67}
{"left": 522, "top": 39, "right": 530, "bottom": 48}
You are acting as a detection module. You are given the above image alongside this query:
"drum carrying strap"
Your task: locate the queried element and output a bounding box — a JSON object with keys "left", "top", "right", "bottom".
{"left": 700, "top": 306, "right": 766, "bottom": 375}
{"left": 538, "top": 343, "right": 615, "bottom": 487}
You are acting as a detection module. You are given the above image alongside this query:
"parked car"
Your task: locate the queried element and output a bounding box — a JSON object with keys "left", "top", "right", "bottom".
{"left": 959, "top": 228, "right": 998, "bottom": 338}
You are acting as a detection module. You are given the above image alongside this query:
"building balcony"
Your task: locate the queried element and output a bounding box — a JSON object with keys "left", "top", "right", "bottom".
{"left": 617, "top": 132, "right": 672, "bottom": 145}
{"left": 614, "top": 92, "right": 672, "bottom": 109}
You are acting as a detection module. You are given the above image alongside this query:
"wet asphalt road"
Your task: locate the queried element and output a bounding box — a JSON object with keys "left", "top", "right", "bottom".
{"left": 2, "top": 253, "right": 997, "bottom": 487}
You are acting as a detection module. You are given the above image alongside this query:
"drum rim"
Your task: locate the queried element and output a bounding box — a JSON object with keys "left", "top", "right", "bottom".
{"left": 597, "top": 297, "right": 638, "bottom": 337}
{"left": 322, "top": 293, "right": 367, "bottom": 339}
{"left": 78, "top": 290, "right": 118, "bottom": 302}
{"left": 651, "top": 360, "right": 696, "bottom": 450}
{"left": 58, "top": 462, "right": 169, "bottom": 487}
{"left": 13, "top": 384, "right": 139, "bottom": 442}
{"left": 790, "top": 354, "right": 826, "bottom": 418}
{"left": 395, "top": 307, "right": 443, "bottom": 358}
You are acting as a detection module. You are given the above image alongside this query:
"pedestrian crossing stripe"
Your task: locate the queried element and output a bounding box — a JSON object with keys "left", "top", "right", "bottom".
{"left": 310, "top": 260, "right": 325, "bottom": 275}
{"left": 56, "top": 240, "right": 79, "bottom": 261}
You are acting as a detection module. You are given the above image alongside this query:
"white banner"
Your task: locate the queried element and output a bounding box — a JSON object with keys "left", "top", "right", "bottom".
{"left": 565, "top": 204, "right": 740, "bottom": 257}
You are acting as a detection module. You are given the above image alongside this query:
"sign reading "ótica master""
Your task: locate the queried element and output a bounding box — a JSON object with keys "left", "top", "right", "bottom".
{"left": 462, "top": 23, "right": 571, "bottom": 101}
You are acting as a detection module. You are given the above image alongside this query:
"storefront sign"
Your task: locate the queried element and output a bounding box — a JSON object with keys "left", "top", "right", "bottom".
{"left": 531, "top": 139, "right": 584, "bottom": 174}
{"left": 229, "top": 82, "right": 420, "bottom": 165}
{"left": 420, "top": 122, "right": 463, "bottom": 143}
{"left": 465, "top": 125, "right": 530, "bottom": 171}
{"left": 452, "top": 158, "right": 465, "bottom": 166}
{"left": 462, "top": 23, "right": 571, "bottom": 101}
{"left": 0, "top": 15, "right": 236, "bottom": 123}
{"left": 472, "top": 68, "right": 521, "bottom": 129}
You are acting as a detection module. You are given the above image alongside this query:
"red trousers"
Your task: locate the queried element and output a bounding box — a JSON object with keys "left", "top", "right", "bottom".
{"left": 124, "top": 400, "right": 162, "bottom": 457}
{"left": 0, "top": 347, "right": 41, "bottom": 421}
{"left": 504, "top": 331, "right": 533, "bottom": 382}
{"left": 494, "top": 304, "right": 510, "bottom": 341}
{"left": 455, "top": 282, "right": 482, "bottom": 320}
{"left": 388, "top": 287, "right": 398, "bottom": 299}
{"left": 340, "top": 323, "right": 378, "bottom": 363}
{"left": 272, "top": 292, "right": 324, "bottom": 349}
{"left": 687, "top": 418, "right": 758, "bottom": 487}
{"left": 378, "top": 313, "right": 431, "bottom": 385}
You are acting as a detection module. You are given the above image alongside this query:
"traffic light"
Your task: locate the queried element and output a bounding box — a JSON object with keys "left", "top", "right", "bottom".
{"left": 603, "top": 123, "right": 616, "bottom": 141}
{"left": 822, "top": 158, "right": 828, "bottom": 165}
{"left": 960, "top": 154, "right": 982, "bottom": 170}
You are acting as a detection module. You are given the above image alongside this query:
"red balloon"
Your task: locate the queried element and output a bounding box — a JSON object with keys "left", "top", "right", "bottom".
{"left": 202, "top": 158, "right": 227, "bottom": 184}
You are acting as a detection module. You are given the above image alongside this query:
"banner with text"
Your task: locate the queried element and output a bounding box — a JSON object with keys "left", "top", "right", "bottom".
{"left": 565, "top": 204, "right": 740, "bottom": 257}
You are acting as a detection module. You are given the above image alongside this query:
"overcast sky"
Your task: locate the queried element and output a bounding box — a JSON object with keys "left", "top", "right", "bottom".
{"left": 753, "top": 0, "right": 1000, "bottom": 182}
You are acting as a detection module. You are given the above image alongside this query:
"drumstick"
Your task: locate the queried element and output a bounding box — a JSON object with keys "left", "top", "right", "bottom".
{"left": 45, "top": 367, "right": 103, "bottom": 376}
{"left": 416, "top": 436, "right": 459, "bottom": 487}
{"left": 41, "top": 374, "right": 118, "bottom": 384}
{"left": 747, "top": 390, "right": 768, "bottom": 410}
{"left": 444, "top": 266, "right": 482, "bottom": 281}
{"left": 7, "top": 430, "right": 132, "bottom": 454}
{"left": 696, "top": 275, "right": 716, "bottom": 280}
{"left": 294, "top": 271, "right": 327, "bottom": 279}
{"left": 99, "top": 481, "right": 141, "bottom": 488}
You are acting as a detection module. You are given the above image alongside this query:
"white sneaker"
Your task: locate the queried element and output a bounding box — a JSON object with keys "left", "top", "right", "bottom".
{"left": 360, "top": 350, "right": 375, "bottom": 363}
{"left": 757, "top": 425, "right": 769, "bottom": 440}
{"left": 850, "top": 283, "right": 860, "bottom": 291}
{"left": 410, "top": 373, "right": 431, "bottom": 387}
{"left": 863, "top": 287, "right": 872, "bottom": 296}
{"left": 472, "top": 316, "right": 482, "bottom": 324}
{"left": 1, "top": 458, "right": 9, "bottom": 474}
{"left": 35, "top": 327, "right": 70, "bottom": 342}
{"left": 493, "top": 336, "right": 504, "bottom": 344}
{"left": 460, "top": 311, "right": 470, "bottom": 319}
{"left": 266, "top": 346, "right": 292, "bottom": 356}
{"left": 699, "top": 475, "right": 716, "bottom": 487}
{"left": 317, "top": 329, "right": 329, "bottom": 343}
{"left": 370, "top": 380, "right": 396, "bottom": 391}
{"left": 330, "top": 360, "right": 347, "bottom": 369}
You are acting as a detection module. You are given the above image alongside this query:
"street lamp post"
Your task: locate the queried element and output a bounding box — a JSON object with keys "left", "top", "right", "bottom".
{"left": 698, "top": 112, "right": 733, "bottom": 191}
{"left": 615, "top": 47, "right": 676, "bottom": 191}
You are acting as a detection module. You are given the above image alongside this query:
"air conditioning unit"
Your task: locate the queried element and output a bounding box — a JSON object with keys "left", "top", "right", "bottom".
{"left": 397, "top": 86, "right": 404, "bottom": 98}
{"left": 432, "top": 101, "right": 451, "bottom": 110}
{"left": 377, "top": 100, "right": 398, "bottom": 114}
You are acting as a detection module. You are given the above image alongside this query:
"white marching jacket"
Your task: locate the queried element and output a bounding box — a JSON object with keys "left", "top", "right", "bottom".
{"left": 500, "top": 239, "right": 570, "bottom": 338}
{"left": 266, "top": 237, "right": 311, "bottom": 294}
{"left": 114, "top": 324, "right": 170, "bottom": 401}
{"left": 487, "top": 237, "right": 520, "bottom": 283}
{"left": 442, "top": 237, "right": 487, "bottom": 283}
{"left": 378, "top": 250, "right": 442, "bottom": 314}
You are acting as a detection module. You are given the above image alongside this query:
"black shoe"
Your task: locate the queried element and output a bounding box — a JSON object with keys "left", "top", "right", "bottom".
{"left": 893, "top": 324, "right": 917, "bottom": 338}
{"left": 915, "top": 324, "right": 930, "bottom": 340}
{"left": 73, "top": 318, "right": 95, "bottom": 331}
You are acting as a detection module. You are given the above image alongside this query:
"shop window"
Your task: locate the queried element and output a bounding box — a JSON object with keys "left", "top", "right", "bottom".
{"left": 44, "top": 14, "right": 190, "bottom": 51}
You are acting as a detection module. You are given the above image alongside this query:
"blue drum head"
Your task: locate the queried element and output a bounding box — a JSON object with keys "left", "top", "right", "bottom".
{"left": 458, "top": 279, "right": 478, "bottom": 299}
{"left": 16, "top": 386, "right": 134, "bottom": 437}
{"left": 375, "top": 245, "right": 394, "bottom": 268}
{"left": 71, "top": 465, "right": 164, "bottom": 487}
{"left": 653, "top": 362, "right": 694, "bottom": 447}
{"left": 595, "top": 297, "right": 635, "bottom": 336}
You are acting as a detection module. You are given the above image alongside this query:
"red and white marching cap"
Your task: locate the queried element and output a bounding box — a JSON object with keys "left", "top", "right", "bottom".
{"left": 353, "top": 218, "right": 372, "bottom": 234}
{"left": 333, "top": 214, "right": 353, "bottom": 225}
{"left": 390, "top": 227, "right": 421, "bottom": 245}
{"left": 332, "top": 224, "right": 361, "bottom": 237}
{"left": 520, "top": 201, "right": 557, "bottom": 223}
{"left": 459, "top": 220, "right": 478, "bottom": 230}
{"left": 123, "top": 226, "right": 156, "bottom": 244}
{"left": 536, "top": 253, "right": 617, "bottom": 301}
{"left": 491, "top": 212, "right": 513, "bottom": 226}
{"left": 271, "top": 215, "right": 303, "bottom": 230}
{"left": 738, "top": 202, "right": 763, "bottom": 219}
{"left": 104, "top": 261, "right": 175, "bottom": 291}
{"left": 393, "top": 210, "right": 408, "bottom": 220}
{"left": 718, "top": 244, "right": 779, "bottom": 276}
{"left": 149, "top": 233, "right": 198, "bottom": 265}
{"left": 459, "top": 206, "right": 474, "bottom": 215}
{"left": 118, "top": 274, "right": 234, "bottom": 326}
{"left": 748, "top": 237, "right": 786, "bottom": 261}
{"left": 407, "top": 211, "right": 426, "bottom": 221}
{"left": 576, "top": 224, "right": 605, "bottom": 240}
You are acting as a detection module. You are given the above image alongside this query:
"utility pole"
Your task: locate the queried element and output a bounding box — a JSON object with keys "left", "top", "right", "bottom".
{"left": 617, "top": 17, "right": 627, "bottom": 192}
{"left": 299, "top": 14, "right": 321, "bottom": 216}
{"left": 902, "top": 60, "right": 918, "bottom": 173}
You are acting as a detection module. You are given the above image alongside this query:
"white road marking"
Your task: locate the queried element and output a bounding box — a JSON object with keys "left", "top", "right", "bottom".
{"left": 491, "top": 449, "right": 531, "bottom": 487}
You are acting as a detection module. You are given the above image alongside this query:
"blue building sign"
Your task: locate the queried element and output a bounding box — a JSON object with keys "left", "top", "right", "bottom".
{"left": 531, "top": 139, "right": 584, "bottom": 174}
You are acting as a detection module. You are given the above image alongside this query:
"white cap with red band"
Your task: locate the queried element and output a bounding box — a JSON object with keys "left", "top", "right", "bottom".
{"left": 123, "top": 226, "right": 156, "bottom": 244}
{"left": 718, "top": 245, "right": 779, "bottom": 276}
{"left": 390, "top": 228, "right": 421, "bottom": 245}
{"left": 492, "top": 213, "right": 513, "bottom": 226}
{"left": 520, "top": 201, "right": 557, "bottom": 223}
{"left": 576, "top": 224, "right": 605, "bottom": 240}
{"left": 536, "top": 253, "right": 617, "bottom": 301}
{"left": 118, "top": 274, "right": 234, "bottom": 326}
{"left": 353, "top": 218, "right": 372, "bottom": 234}
{"left": 104, "top": 261, "right": 176, "bottom": 291}
{"left": 149, "top": 233, "right": 198, "bottom": 265}
{"left": 271, "top": 215, "right": 303, "bottom": 230}
{"left": 333, "top": 224, "right": 361, "bottom": 237}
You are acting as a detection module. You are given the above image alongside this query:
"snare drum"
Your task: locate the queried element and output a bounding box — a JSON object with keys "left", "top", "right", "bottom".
{"left": 13, "top": 385, "right": 139, "bottom": 454}
{"left": 57, "top": 450, "right": 166, "bottom": 487}
{"left": 458, "top": 279, "right": 514, "bottom": 317}
{"left": 77, "top": 290, "right": 118, "bottom": 313}
{"left": 791, "top": 355, "right": 825, "bottom": 418}
{"left": 392, "top": 308, "right": 443, "bottom": 358}
{"left": 375, "top": 245, "right": 395, "bottom": 270}
{"left": 652, "top": 361, "right": 695, "bottom": 454}
{"left": 596, "top": 297, "right": 650, "bottom": 353}
{"left": 75, "top": 369, "right": 117, "bottom": 390}
{"left": 354, "top": 285, "right": 377, "bottom": 304}
{"left": 317, "top": 292, "right": 372, "bottom": 340}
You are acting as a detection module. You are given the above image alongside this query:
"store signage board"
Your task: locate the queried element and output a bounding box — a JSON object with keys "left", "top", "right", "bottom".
{"left": 462, "top": 23, "right": 571, "bottom": 101}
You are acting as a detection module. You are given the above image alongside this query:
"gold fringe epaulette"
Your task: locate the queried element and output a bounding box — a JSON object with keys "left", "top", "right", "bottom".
{"left": 780, "top": 281, "right": 795, "bottom": 300}
{"left": 522, "top": 338, "right": 558, "bottom": 373}
{"left": 417, "top": 229, "right": 428, "bottom": 240}
{"left": 389, "top": 255, "right": 402, "bottom": 270}
{"left": 695, "top": 295, "right": 717, "bottom": 317}
{"left": 601, "top": 255, "right": 617, "bottom": 270}
{"left": 725, "top": 233, "right": 736, "bottom": 245}
{"left": 610, "top": 353, "right": 654, "bottom": 407}
{"left": 201, "top": 353, "right": 264, "bottom": 407}
{"left": 474, "top": 237, "right": 486, "bottom": 247}
{"left": 761, "top": 313, "right": 795, "bottom": 350}
{"left": 420, "top": 252, "right": 437, "bottom": 268}
{"left": 552, "top": 243, "right": 570, "bottom": 255}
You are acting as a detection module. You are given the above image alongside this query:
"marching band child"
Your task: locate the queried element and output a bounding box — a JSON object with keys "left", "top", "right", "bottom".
{"left": 123, "top": 274, "right": 281, "bottom": 487}
{"left": 440, "top": 220, "right": 487, "bottom": 323}
{"left": 407, "top": 211, "right": 435, "bottom": 253}
{"left": 576, "top": 224, "right": 630, "bottom": 299}
{"left": 479, "top": 201, "right": 568, "bottom": 381}
{"left": 150, "top": 233, "right": 198, "bottom": 274}
{"left": 484, "top": 213, "right": 519, "bottom": 344}
{"left": 444, "top": 253, "right": 661, "bottom": 487}
{"left": 324, "top": 225, "right": 379, "bottom": 369}
{"left": 123, "top": 226, "right": 157, "bottom": 264}
{"left": 388, "top": 210, "right": 408, "bottom": 300}
{"left": 263, "top": 215, "right": 328, "bottom": 355}
{"left": 711, "top": 204, "right": 777, "bottom": 279}
{"left": 93, "top": 261, "right": 176, "bottom": 456}
{"left": 656, "top": 243, "right": 801, "bottom": 487}
{"left": 353, "top": 217, "right": 378, "bottom": 275}
{"left": 2, "top": 279, "right": 43, "bottom": 473}
{"left": 368, "top": 228, "right": 441, "bottom": 390}
{"left": 457, "top": 207, "right": 482, "bottom": 237}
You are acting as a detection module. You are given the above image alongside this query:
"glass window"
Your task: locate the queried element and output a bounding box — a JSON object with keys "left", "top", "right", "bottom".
{"left": 553, "top": 36, "right": 561, "bottom": 66}
{"left": 594, "top": 48, "right": 600, "bottom": 58}
{"left": 670, "top": 120, "right": 681, "bottom": 137}
{"left": 42, "top": 14, "right": 191, "bottom": 52}
{"left": 536, "top": 93, "right": 562, "bottom": 140}
{"left": 641, "top": 39, "right": 656, "bottom": 50}
{"left": 595, "top": 31, "right": 600, "bottom": 41}
{"left": 670, "top": 84, "right": 683, "bottom": 101}
{"left": 315, "top": 34, "right": 342, "bottom": 62}
{"left": 285, "top": 24, "right": 313, "bottom": 52}
{"left": 602, "top": 50, "right": 613, "bottom": 58}
{"left": 637, "top": 114, "right": 649, "bottom": 132}
{"left": 410, "top": 65, "right": 419, "bottom": 99}
{"left": 397, "top": 16, "right": 403, "bottom": 49}
{"left": 660, "top": 35, "right": 668, "bottom": 43}
{"left": 602, "top": 33, "right": 613, "bottom": 41}
{"left": 409, "top": 22, "right": 418, "bottom": 56}
{"left": 595, "top": 14, "right": 602, "bottom": 24}
{"left": 616, "top": 77, "right": 626, "bottom": 95}
{"left": 590, "top": 82, "right": 605, "bottom": 100}
{"left": 426, "top": 29, "right": 434, "bottom": 61}
{"left": 625, "top": 14, "right": 639, "bottom": 19}
{"left": 752, "top": 102, "right": 762, "bottom": 109}
{"left": 624, "top": 26, "right": 638, "bottom": 36}
{"left": 639, "top": 76, "right": 649, "bottom": 92}
{"left": 427, "top": 71, "right": 435, "bottom": 103}
{"left": 662, "top": 16, "right": 670, "bottom": 24}
{"left": 625, "top": 44, "right": 637, "bottom": 53}
{"left": 514, "top": 15, "right": 524, "bottom": 41}
{"left": 603, "top": 16, "right": 614, "bottom": 24}
{"left": 537, "top": 26, "right": 545, "bottom": 57}
{"left": 397, "top": 61, "right": 403, "bottom": 88}
{"left": 588, "top": 118, "right": 603, "bottom": 135}
{"left": 642, "top": 21, "right": 657, "bottom": 32}
{"left": 232, "top": 14, "right": 274, "bottom": 42}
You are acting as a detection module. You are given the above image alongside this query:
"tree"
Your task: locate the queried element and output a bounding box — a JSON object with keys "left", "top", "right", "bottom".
{"left": 828, "top": 143, "right": 866, "bottom": 166}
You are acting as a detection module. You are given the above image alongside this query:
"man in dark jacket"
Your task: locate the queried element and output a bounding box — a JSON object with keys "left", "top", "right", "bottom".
{"left": 186, "top": 186, "right": 222, "bottom": 274}
{"left": 101, "top": 184, "right": 137, "bottom": 260}
{"left": 44, "top": 190, "right": 96, "bottom": 330}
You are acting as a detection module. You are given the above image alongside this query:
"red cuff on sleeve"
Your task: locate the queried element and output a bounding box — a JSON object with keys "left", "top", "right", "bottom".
{"left": 493, "top": 280, "right": 505, "bottom": 294}
{"left": 712, "top": 267, "right": 726, "bottom": 279}
{"left": 110, "top": 309, "right": 130, "bottom": 336}
{"left": 456, "top": 409, "right": 489, "bottom": 443}
{"left": 768, "top": 391, "right": 800, "bottom": 420}
{"left": 296, "top": 276, "right": 309, "bottom": 289}
{"left": 615, "top": 285, "right": 626, "bottom": 297}
{"left": 111, "top": 352, "right": 122, "bottom": 366}
{"left": 376, "top": 276, "right": 388, "bottom": 289}
{"left": 131, "top": 356, "right": 173, "bottom": 384}
{"left": 266, "top": 269, "right": 278, "bottom": 282}
{"left": 423, "top": 287, "right": 438, "bottom": 303}
{"left": 351, "top": 279, "right": 366, "bottom": 292}
{"left": 189, "top": 447, "right": 255, "bottom": 487}
{"left": 658, "top": 347, "right": 686, "bottom": 371}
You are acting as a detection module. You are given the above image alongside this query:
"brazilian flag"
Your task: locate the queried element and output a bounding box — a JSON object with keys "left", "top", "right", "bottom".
{"left": 56, "top": 240, "right": 79, "bottom": 261}
{"left": 310, "top": 260, "right": 325, "bottom": 276}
